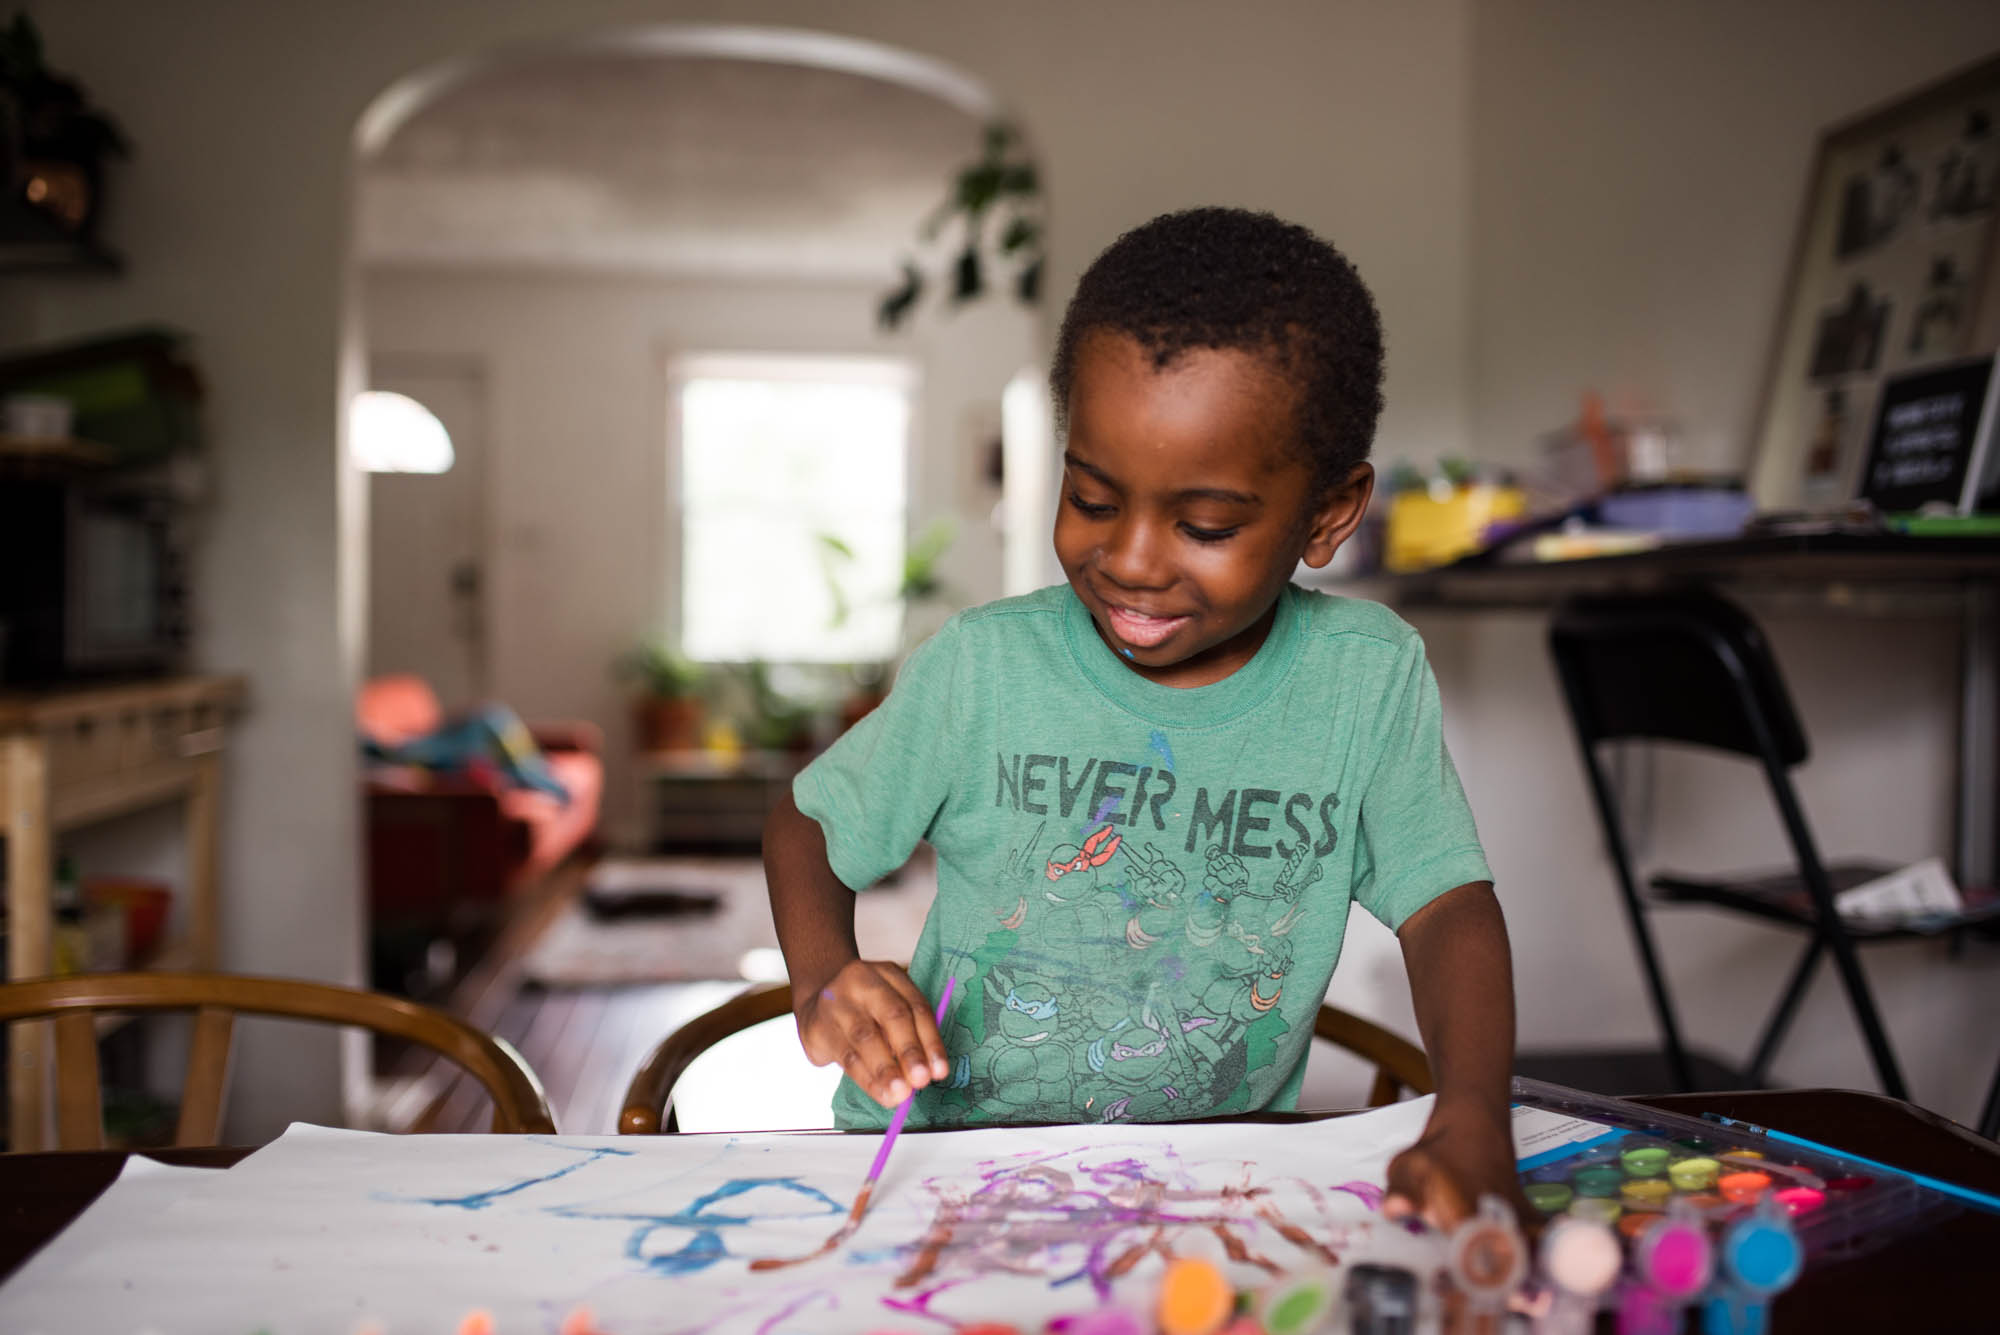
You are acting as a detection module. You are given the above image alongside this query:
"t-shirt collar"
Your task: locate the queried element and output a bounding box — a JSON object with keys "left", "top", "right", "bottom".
{"left": 1061, "top": 582, "right": 1301, "bottom": 728}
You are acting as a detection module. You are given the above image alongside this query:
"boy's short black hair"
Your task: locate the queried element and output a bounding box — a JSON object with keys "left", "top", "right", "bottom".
{"left": 1051, "top": 207, "right": 1384, "bottom": 493}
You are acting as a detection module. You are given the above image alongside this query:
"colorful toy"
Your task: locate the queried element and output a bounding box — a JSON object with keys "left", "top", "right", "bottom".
{"left": 1255, "top": 1273, "right": 1332, "bottom": 1335}
{"left": 1446, "top": 1195, "right": 1527, "bottom": 1334}
{"left": 1534, "top": 1215, "right": 1622, "bottom": 1335}
{"left": 1701, "top": 1201, "right": 1802, "bottom": 1335}
{"left": 1618, "top": 1201, "right": 1713, "bottom": 1335}
{"left": 1157, "top": 1257, "right": 1235, "bottom": 1335}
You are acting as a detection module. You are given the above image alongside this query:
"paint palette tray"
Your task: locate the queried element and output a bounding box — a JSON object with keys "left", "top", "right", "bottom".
{"left": 1509, "top": 1078, "right": 1956, "bottom": 1269}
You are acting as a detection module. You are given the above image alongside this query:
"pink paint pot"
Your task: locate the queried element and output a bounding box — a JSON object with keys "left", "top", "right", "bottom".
{"left": 1634, "top": 1218, "right": 1713, "bottom": 1299}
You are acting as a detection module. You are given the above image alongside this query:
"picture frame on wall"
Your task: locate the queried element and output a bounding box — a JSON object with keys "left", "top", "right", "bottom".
{"left": 1748, "top": 54, "right": 2000, "bottom": 513}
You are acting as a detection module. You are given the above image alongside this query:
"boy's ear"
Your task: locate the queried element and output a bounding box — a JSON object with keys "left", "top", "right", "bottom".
{"left": 1298, "top": 462, "right": 1375, "bottom": 570}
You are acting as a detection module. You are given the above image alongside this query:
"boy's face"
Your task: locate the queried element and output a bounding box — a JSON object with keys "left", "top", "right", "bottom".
{"left": 1055, "top": 331, "right": 1372, "bottom": 688}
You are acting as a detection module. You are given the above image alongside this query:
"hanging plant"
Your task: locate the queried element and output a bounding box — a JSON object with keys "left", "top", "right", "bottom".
{"left": 878, "top": 122, "right": 1043, "bottom": 330}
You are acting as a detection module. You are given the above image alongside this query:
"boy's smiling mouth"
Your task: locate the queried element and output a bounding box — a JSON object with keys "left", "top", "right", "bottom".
{"left": 1103, "top": 603, "right": 1192, "bottom": 648}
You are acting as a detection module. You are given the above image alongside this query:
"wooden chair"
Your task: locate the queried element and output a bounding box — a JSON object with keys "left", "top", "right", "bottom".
{"left": 618, "top": 983, "right": 1432, "bottom": 1133}
{"left": 0, "top": 971, "right": 556, "bottom": 1149}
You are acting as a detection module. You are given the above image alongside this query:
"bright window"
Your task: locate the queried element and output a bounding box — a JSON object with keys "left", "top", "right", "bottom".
{"left": 676, "top": 355, "right": 913, "bottom": 662}
{"left": 351, "top": 390, "right": 454, "bottom": 474}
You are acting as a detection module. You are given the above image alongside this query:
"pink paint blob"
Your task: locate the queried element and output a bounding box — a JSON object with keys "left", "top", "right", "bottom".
{"left": 1643, "top": 1223, "right": 1712, "bottom": 1298}
{"left": 1775, "top": 1185, "right": 1826, "bottom": 1216}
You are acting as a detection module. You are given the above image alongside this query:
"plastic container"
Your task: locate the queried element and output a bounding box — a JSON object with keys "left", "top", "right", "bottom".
{"left": 1597, "top": 486, "right": 1755, "bottom": 538}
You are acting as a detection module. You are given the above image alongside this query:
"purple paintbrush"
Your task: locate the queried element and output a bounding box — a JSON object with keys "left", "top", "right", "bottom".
{"left": 751, "top": 975, "right": 956, "bottom": 1271}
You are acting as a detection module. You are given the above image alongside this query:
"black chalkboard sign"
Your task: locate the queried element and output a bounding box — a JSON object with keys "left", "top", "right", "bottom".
{"left": 1857, "top": 354, "right": 2000, "bottom": 513}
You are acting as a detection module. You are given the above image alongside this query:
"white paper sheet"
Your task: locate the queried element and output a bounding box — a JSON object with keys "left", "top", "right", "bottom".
{"left": 0, "top": 1101, "right": 1445, "bottom": 1335}
{"left": 2, "top": 1157, "right": 229, "bottom": 1304}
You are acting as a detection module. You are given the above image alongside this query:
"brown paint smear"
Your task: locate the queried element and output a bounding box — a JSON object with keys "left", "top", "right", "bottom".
{"left": 749, "top": 1184, "right": 873, "bottom": 1272}
{"left": 1257, "top": 1204, "right": 1341, "bottom": 1266}
{"left": 1211, "top": 1223, "right": 1282, "bottom": 1274}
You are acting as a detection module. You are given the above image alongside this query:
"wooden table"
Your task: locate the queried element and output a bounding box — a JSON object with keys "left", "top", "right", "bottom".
{"left": 2, "top": 1089, "right": 1993, "bottom": 1330}
{"left": 2, "top": 676, "right": 245, "bottom": 1151}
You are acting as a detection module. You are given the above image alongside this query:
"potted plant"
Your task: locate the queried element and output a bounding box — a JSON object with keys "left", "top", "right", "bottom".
{"left": 617, "top": 640, "right": 706, "bottom": 753}
{"left": 818, "top": 518, "right": 958, "bottom": 732}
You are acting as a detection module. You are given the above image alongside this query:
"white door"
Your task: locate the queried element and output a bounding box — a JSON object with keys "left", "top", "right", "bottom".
{"left": 366, "top": 361, "right": 488, "bottom": 710}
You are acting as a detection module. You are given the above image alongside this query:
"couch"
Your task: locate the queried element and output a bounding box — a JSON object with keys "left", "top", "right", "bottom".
{"left": 358, "top": 675, "right": 603, "bottom": 953}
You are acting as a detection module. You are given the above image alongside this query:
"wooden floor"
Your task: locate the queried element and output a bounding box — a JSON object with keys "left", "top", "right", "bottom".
{"left": 369, "top": 857, "right": 754, "bottom": 1136}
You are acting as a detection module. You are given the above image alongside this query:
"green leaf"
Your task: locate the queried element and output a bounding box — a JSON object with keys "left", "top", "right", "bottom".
{"left": 877, "top": 262, "right": 923, "bottom": 330}
{"left": 1016, "top": 257, "right": 1044, "bottom": 305}
{"left": 998, "top": 164, "right": 1039, "bottom": 197}
{"left": 952, "top": 247, "right": 984, "bottom": 303}
{"left": 999, "top": 216, "right": 1040, "bottom": 256}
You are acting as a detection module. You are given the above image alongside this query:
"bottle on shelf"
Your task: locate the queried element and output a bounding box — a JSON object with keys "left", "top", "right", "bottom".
{"left": 52, "top": 855, "right": 89, "bottom": 976}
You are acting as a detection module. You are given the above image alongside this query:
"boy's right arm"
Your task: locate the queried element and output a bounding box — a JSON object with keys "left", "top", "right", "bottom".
{"left": 764, "top": 790, "right": 949, "bottom": 1107}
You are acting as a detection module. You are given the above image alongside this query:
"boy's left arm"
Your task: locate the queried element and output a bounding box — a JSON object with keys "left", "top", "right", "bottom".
{"left": 1382, "top": 880, "right": 1532, "bottom": 1231}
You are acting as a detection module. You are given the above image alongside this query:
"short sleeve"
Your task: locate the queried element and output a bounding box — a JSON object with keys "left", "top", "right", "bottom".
{"left": 792, "top": 621, "right": 963, "bottom": 892}
{"left": 1350, "top": 635, "right": 1491, "bottom": 930}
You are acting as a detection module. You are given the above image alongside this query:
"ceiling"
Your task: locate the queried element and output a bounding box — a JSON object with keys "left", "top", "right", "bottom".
{"left": 357, "top": 54, "right": 986, "bottom": 281}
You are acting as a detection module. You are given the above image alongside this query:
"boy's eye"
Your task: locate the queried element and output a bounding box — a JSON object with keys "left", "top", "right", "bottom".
{"left": 1067, "top": 491, "right": 1114, "bottom": 518}
{"left": 1180, "top": 523, "right": 1239, "bottom": 543}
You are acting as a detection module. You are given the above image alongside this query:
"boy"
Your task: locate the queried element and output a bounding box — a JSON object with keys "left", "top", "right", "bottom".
{"left": 766, "top": 207, "right": 1522, "bottom": 1228}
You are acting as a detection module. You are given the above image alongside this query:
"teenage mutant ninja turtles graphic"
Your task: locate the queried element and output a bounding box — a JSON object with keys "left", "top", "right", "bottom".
{"left": 940, "top": 815, "right": 1332, "bottom": 1124}
{"left": 946, "top": 967, "right": 1079, "bottom": 1120}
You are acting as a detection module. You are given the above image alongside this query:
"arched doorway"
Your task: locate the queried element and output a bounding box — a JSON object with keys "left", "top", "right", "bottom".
{"left": 343, "top": 25, "right": 1050, "bottom": 1122}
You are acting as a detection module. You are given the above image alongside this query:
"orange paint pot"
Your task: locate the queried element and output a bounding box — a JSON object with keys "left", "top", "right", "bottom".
{"left": 1618, "top": 1211, "right": 1657, "bottom": 1240}
{"left": 1158, "top": 1257, "right": 1235, "bottom": 1335}
{"left": 1719, "top": 1170, "right": 1772, "bottom": 1204}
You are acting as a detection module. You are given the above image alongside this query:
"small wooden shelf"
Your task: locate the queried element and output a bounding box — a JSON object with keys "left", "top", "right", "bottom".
{"left": 3, "top": 676, "right": 245, "bottom": 1150}
{"left": 0, "top": 435, "right": 111, "bottom": 469}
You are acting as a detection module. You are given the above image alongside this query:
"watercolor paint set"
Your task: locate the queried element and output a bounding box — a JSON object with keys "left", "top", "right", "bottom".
{"left": 1511, "top": 1078, "right": 1957, "bottom": 1264}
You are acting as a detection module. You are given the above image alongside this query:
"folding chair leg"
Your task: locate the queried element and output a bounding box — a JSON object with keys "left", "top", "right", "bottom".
{"left": 1769, "top": 777, "right": 1910, "bottom": 1101}
{"left": 1980, "top": 1050, "right": 2000, "bottom": 1142}
{"left": 1575, "top": 744, "right": 1695, "bottom": 1091}
{"left": 1818, "top": 919, "right": 1909, "bottom": 1100}
{"left": 1744, "top": 938, "right": 1821, "bottom": 1087}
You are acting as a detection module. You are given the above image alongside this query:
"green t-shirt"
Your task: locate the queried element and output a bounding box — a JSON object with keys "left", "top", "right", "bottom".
{"left": 794, "top": 582, "right": 1489, "bottom": 1128}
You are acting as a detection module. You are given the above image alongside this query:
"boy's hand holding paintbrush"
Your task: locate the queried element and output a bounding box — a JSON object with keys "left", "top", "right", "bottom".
{"left": 767, "top": 790, "right": 949, "bottom": 1107}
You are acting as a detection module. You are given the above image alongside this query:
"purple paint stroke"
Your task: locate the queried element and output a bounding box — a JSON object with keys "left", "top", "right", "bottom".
{"left": 878, "top": 1277, "right": 975, "bottom": 1326}
{"left": 752, "top": 1288, "right": 836, "bottom": 1335}
{"left": 902, "top": 1143, "right": 1315, "bottom": 1303}
{"left": 1334, "top": 1180, "right": 1386, "bottom": 1211}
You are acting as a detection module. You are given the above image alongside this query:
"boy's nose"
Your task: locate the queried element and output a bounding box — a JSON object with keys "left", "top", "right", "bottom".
{"left": 1098, "top": 517, "right": 1172, "bottom": 589}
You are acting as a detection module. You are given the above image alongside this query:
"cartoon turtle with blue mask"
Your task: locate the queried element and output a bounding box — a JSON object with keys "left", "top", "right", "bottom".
{"left": 948, "top": 966, "right": 1078, "bottom": 1118}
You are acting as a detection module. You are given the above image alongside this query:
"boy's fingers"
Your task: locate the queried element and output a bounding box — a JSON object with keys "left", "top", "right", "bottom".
{"left": 877, "top": 968, "right": 951, "bottom": 1080}
{"left": 866, "top": 995, "right": 934, "bottom": 1091}
{"left": 837, "top": 1013, "right": 911, "bottom": 1105}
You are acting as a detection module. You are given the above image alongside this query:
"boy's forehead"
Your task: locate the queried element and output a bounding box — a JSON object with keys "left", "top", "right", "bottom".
{"left": 1068, "top": 330, "right": 1308, "bottom": 477}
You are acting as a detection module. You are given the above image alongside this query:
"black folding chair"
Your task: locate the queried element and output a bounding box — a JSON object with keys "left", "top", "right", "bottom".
{"left": 1549, "top": 590, "right": 1999, "bottom": 1102}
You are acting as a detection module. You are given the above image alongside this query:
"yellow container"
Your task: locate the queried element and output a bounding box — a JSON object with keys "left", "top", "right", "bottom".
{"left": 1383, "top": 484, "right": 1526, "bottom": 572}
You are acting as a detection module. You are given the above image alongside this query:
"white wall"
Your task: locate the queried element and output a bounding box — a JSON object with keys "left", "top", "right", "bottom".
{"left": 9, "top": 0, "right": 1471, "bottom": 1136}
{"left": 1453, "top": 0, "right": 2000, "bottom": 1123}
{"left": 362, "top": 267, "right": 1036, "bottom": 845}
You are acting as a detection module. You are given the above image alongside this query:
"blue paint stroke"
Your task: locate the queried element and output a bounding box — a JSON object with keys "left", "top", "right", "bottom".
{"left": 393, "top": 1141, "right": 636, "bottom": 1211}
{"left": 1148, "top": 729, "right": 1176, "bottom": 774}
{"left": 549, "top": 1176, "right": 847, "bottom": 1277}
